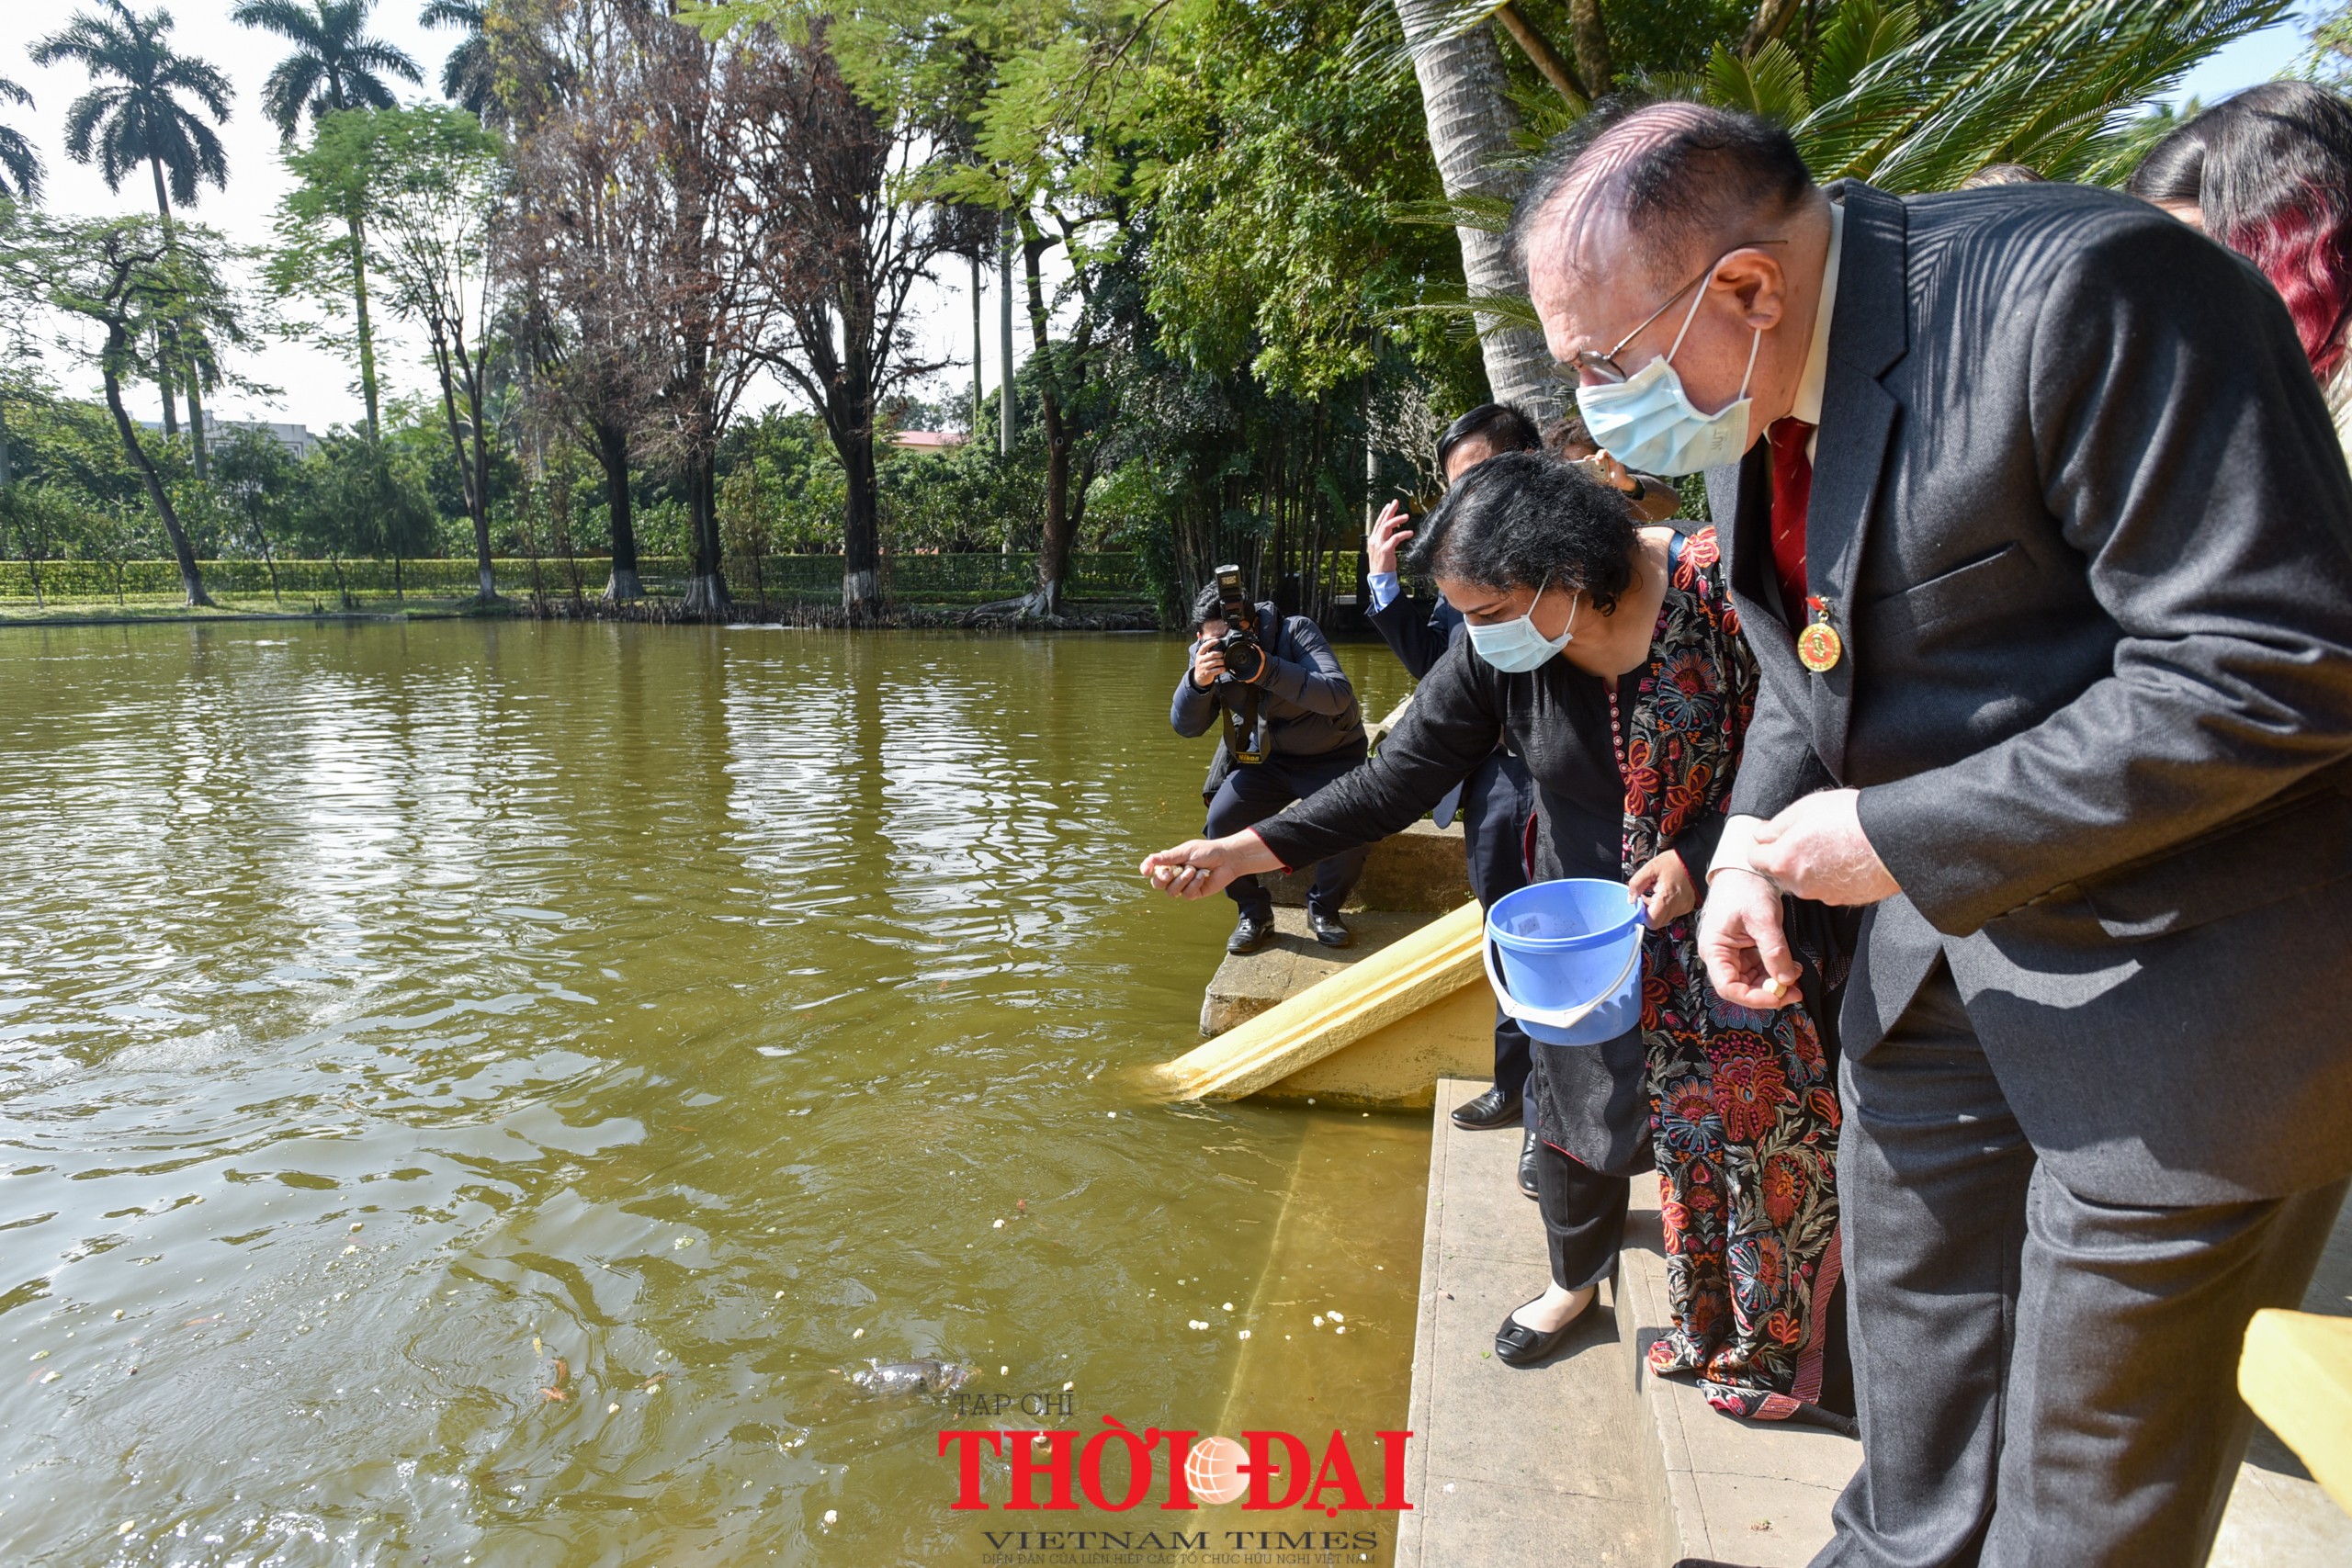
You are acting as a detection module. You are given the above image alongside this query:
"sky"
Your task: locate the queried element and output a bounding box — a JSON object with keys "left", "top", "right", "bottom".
{"left": 0, "top": 2, "right": 2327, "bottom": 437}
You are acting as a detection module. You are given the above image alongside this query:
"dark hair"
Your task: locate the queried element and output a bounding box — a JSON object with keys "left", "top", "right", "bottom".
{"left": 1435, "top": 402, "right": 1541, "bottom": 473}
{"left": 1542, "top": 411, "right": 1596, "bottom": 458}
{"left": 1406, "top": 450, "right": 1636, "bottom": 615}
{"left": 1511, "top": 96, "right": 1815, "bottom": 286}
{"left": 2126, "top": 118, "right": 2211, "bottom": 207}
{"left": 1191, "top": 579, "right": 1252, "bottom": 628}
{"left": 1960, "top": 162, "right": 2046, "bottom": 188}
{"left": 2131, "top": 83, "right": 2352, "bottom": 380}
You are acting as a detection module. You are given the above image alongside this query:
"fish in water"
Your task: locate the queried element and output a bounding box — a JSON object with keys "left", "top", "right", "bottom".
{"left": 846, "top": 1359, "right": 973, "bottom": 1397}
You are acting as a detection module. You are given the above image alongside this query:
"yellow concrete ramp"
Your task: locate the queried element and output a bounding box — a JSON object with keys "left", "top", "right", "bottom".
{"left": 2242, "top": 1308, "right": 2352, "bottom": 1514}
{"left": 1152, "top": 900, "right": 1492, "bottom": 1108}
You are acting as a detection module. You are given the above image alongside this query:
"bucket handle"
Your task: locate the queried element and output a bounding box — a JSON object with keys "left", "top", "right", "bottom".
{"left": 1481, "top": 925, "right": 1644, "bottom": 1033}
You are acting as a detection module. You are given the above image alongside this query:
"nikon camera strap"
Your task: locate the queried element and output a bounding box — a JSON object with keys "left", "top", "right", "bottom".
{"left": 1222, "top": 682, "right": 1267, "bottom": 765}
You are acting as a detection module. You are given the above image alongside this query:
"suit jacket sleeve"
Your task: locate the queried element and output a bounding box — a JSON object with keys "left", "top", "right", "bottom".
{"left": 1368, "top": 593, "right": 1453, "bottom": 680}
{"left": 1858, "top": 220, "right": 2352, "bottom": 936}
{"left": 1255, "top": 616, "right": 1357, "bottom": 717}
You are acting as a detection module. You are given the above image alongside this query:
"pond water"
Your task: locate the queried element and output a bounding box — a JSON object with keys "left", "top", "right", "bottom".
{"left": 0, "top": 621, "right": 1433, "bottom": 1567}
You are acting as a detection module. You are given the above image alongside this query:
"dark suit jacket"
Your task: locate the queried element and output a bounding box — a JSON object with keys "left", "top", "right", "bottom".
{"left": 1706, "top": 180, "right": 2352, "bottom": 1205}
{"left": 1366, "top": 589, "right": 1464, "bottom": 680}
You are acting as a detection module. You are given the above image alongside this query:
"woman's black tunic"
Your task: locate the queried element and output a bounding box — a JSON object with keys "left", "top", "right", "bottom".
{"left": 1253, "top": 630, "right": 1728, "bottom": 1175}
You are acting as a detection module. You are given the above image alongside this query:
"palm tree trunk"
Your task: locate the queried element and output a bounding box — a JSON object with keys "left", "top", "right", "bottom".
{"left": 146, "top": 157, "right": 185, "bottom": 440}
{"left": 1392, "top": 1, "right": 1563, "bottom": 418}
{"left": 184, "top": 353, "right": 209, "bottom": 482}
{"left": 346, "top": 210, "right": 381, "bottom": 443}
{"left": 1018, "top": 223, "right": 1070, "bottom": 619}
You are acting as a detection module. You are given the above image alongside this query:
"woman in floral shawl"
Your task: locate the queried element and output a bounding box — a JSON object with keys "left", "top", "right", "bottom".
{"left": 1143, "top": 451, "right": 1844, "bottom": 1422}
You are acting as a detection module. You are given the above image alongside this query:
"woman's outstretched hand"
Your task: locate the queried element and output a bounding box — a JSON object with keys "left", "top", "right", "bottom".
{"left": 1140, "top": 833, "right": 1282, "bottom": 900}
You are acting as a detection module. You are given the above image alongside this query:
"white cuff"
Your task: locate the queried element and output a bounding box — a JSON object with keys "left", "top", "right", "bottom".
{"left": 1708, "top": 815, "right": 1769, "bottom": 884}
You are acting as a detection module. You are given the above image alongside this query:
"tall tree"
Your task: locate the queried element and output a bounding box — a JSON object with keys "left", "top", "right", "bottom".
{"left": 288, "top": 105, "right": 507, "bottom": 600}
{"left": 611, "top": 3, "right": 797, "bottom": 618}
{"left": 726, "top": 19, "right": 948, "bottom": 620}
{"left": 1389, "top": 0, "right": 1558, "bottom": 416}
{"left": 32, "top": 0, "right": 233, "bottom": 461}
{"left": 233, "top": 0, "right": 422, "bottom": 440}
{"left": 0, "top": 78, "right": 44, "bottom": 203}
{"left": 421, "top": 0, "right": 503, "bottom": 125}
{"left": 501, "top": 0, "right": 669, "bottom": 603}
{"left": 0, "top": 211, "right": 249, "bottom": 605}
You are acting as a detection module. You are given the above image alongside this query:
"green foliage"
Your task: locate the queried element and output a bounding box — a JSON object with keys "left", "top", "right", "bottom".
{"left": 232, "top": 0, "right": 424, "bottom": 142}
{"left": 31, "top": 1, "right": 234, "bottom": 207}
{"left": 1788, "top": 0, "right": 2296, "bottom": 189}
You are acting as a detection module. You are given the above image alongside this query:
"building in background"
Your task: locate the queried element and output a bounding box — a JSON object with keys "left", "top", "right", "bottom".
{"left": 136, "top": 415, "right": 316, "bottom": 462}
{"left": 891, "top": 430, "right": 967, "bottom": 459}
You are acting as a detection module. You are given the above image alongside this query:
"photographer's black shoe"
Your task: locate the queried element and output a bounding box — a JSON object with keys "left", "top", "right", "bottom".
{"left": 1227, "top": 914, "right": 1276, "bottom": 955}
{"left": 1306, "top": 908, "right": 1351, "bottom": 948}
{"left": 1450, "top": 1087, "right": 1521, "bottom": 1131}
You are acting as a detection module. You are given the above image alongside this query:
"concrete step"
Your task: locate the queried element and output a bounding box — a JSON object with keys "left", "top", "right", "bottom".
{"left": 1267, "top": 818, "right": 1472, "bottom": 913}
{"left": 1413, "top": 1079, "right": 2352, "bottom": 1568}
{"left": 1396, "top": 1078, "right": 1657, "bottom": 1568}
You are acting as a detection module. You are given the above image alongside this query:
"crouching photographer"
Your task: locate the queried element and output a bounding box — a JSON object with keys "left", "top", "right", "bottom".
{"left": 1170, "top": 569, "right": 1369, "bottom": 954}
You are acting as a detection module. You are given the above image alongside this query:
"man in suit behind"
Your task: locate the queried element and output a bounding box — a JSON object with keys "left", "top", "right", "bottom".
{"left": 1515, "top": 100, "right": 2352, "bottom": 1565}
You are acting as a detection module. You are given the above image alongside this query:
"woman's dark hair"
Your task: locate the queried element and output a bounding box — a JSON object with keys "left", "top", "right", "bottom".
{"left": 1435, "top": 402, "right": 1542, "bottom": 473}
{"left": 1406, "top": 450, "right": 1636, "bottom": 615}
{"left": 2130, "top": 83, "right": 2352, "bottom": 381}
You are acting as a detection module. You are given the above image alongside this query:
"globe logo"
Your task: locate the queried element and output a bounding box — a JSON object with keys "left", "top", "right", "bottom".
{"left": 1184, "top": 1434, "right": 1248, "bottom": 1505}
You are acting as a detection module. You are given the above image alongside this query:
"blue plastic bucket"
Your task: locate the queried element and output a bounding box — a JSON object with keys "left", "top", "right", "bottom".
{"left": 1483, "top": 878, "right": 1645, "bottom": 1046}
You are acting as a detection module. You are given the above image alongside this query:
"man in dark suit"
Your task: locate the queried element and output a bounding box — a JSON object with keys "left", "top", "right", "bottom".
{"left": 1515, "top": 100, "right": 2352, "bottom": 1566}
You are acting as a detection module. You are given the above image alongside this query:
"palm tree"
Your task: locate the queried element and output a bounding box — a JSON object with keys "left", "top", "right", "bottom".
{"left": 233, "top": 0, "right": 422, "bottom": 441}
{"left": 421, "top": 0, "right": 502, "bottom": 127}
{"left": 0, "top": 79, "right": 43, "bottom": 203}
{"left": 1390, "top": 0, "right": 2294, "bottom": 377}
{"left": 31, "top": 1, "right": 232, "bottom": 460}
{"left": 1392, "top": 0, "right": 1561, "bottom": 418}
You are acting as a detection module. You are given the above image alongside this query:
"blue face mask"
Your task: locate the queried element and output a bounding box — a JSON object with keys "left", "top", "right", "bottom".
{"left": 1465, "top": 580, "right": 1578, "bottom": 672}
{"left": 1576, "top": 275, "right": 1761, "bottom": 477}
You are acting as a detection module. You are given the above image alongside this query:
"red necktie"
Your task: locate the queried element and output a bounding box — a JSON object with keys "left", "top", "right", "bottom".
{"left": 1768, "top": 417, "right": 1815, "bottom": 622}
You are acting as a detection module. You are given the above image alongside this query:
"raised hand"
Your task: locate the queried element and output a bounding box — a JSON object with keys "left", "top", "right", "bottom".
{"left": 1366, "top": 501, "right": 1415, "bottom": 576}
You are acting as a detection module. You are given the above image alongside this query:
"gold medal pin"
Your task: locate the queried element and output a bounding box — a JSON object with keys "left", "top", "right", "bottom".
{"left": 1797, "top": 594, "right": 1844, "bottom": 673}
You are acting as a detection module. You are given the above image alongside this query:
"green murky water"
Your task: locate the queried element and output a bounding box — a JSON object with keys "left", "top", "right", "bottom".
{"left": 0, "top": 621, "right": 1431, "bottom": 1566}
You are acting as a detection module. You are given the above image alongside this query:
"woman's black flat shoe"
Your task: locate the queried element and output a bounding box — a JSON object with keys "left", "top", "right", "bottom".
{"left": 1494, "top": 1292, "right": 1591, "bottom": 1367}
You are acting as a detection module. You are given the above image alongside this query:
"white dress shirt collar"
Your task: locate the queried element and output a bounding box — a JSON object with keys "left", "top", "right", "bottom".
{"left": 1788, "top": 200, "right": 1845, "bottom": 459}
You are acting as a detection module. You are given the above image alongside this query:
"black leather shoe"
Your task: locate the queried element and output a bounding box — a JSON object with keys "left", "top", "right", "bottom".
{"left": 1306, "top": 908, "right": 1351, "bottom": 948}
{"left": 1227, "top": 914, "right": 1275, "bottom": 955}
{"left": 1450, "top": 1086, "right": 1521, "bottom": 1131}
{"left": 1518, "top": 1130, "right": 1541, "bottom": 1200}
{"left": 1494, "top": 1291, "right": 1594, "bottom": 1367}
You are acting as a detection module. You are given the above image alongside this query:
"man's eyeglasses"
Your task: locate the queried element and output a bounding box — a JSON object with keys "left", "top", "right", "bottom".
{"left": 1564, "top": 239, "right": 1789, "bottom": 386}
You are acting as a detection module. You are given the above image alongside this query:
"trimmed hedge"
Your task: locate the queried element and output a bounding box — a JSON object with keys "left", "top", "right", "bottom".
{"left": 0, "top": 551, "right": 1162, "bottom": 606}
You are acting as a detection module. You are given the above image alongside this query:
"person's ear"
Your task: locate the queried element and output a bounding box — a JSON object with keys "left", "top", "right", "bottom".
{"left": 1716, "top": 250, "right": 1788, "bottom": 333}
